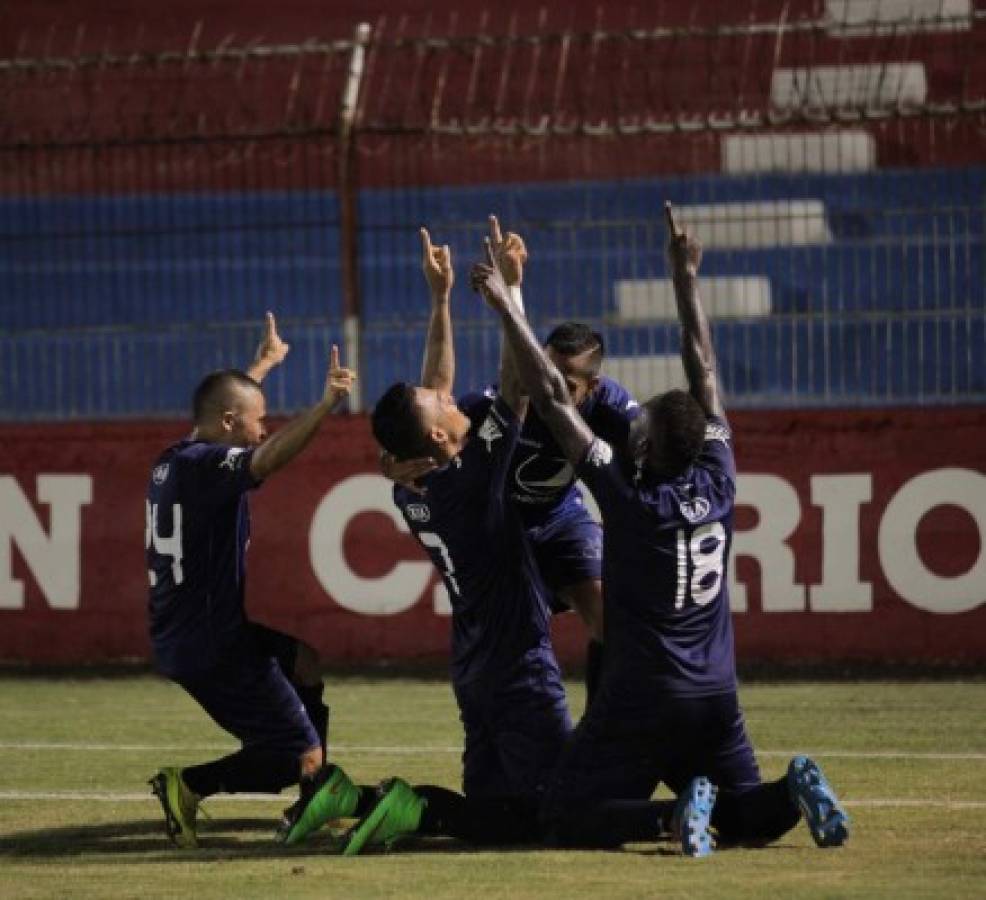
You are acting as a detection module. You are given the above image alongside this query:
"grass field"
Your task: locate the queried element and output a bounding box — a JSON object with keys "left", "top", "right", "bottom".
{"left": 1, "top": 676, "right": 984, "bottom": 899}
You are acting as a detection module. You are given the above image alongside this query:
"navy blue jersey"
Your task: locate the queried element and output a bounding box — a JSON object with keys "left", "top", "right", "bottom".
{"left": 459, "top": 376, "right": 639, "bottom": 525}
{"left": 576, "top": 417, "right": 737, "bottom": 702}
{"left": 145, "top": 439, "right": 261, "bottom": 678}
{"left": 394, "top": 396, "right": 561, "bottom": 690}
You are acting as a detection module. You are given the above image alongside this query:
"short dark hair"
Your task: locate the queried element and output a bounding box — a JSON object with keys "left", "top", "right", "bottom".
{"left": 371, "top": 382, "right": 433, "bottom": 461}
{"left": 649, "top": 389, "right": 706, "bottom": 477}
{"left": 192, "top": 369, "right": 261, "bottom": 423}
{"left": 545, "top": 322, "right": 605, "bottom": 375}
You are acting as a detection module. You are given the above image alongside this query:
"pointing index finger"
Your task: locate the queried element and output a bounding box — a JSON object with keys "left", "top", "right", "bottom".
{"left": 489, "top": 214, "right": 503, "bottom": 248}
{"left": 419, "top": 227, "right": 433, "bottom": 257}
{"left": 330, "top": 344, "right": 340, "bottom": 371}
{"left": 664, "top": 201, "right": 680, "bottom": 238}
{"left": 265, "top": 310, "right": 276, "bottom": 339}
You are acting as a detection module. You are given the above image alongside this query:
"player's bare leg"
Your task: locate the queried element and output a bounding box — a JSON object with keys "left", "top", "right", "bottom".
{"left": 556, "top": 578, "right": 605, "bottom": 709}
{"left": 556, "top": 578, "right": 604, "bottom": 641}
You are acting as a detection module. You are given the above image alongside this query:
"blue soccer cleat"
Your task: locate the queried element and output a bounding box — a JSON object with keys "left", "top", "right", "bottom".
{"left": 672, "top": 776, "right": 717, "bottom": 858}
{"left": 787, "top": 755, "right": 849, "bottom": 848}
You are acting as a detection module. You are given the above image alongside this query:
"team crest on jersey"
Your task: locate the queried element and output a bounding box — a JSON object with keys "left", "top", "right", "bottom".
{"left": 478, "top": 415, "right": 503, "bottom": 452}
{"left": 586, "top": 439, "right": 613, "bottom": 468}
{"left": 705, "top": 422, "right": 731, "bottom": 444}
{"left": 152, "top": 463, "right": 170, "bottom": 485}
{"left": 406, "top": 503, "right": 431, "bottom": 523}
{"left": 219, "top": 447, "right": 247, "bottom": 471}
{"left": 679, "top": 496, "right": 712, "bottom": 523}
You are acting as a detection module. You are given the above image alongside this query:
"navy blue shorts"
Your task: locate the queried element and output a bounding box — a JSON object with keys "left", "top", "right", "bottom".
{"left": 177, "top": 624, "right": 318, "bottom": 756}
{"left": 526, "top": 501, "right": 602, "bottom": 610}
{"left": 543, "top": 691, "right": 761, "bottom": 824}
{"left": 456, "top": 676, "right": 572, "bottom": 801}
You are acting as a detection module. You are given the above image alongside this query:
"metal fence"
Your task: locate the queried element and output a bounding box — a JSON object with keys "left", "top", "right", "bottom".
{"left": 1, "top": 4, "right": 984, "bottom": 419}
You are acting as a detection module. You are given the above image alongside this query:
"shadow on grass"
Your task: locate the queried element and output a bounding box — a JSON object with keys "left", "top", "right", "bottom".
{"left": 0, "top": 818, "right": 528, "bottom": 863}
{"left": 0, "top": 818, "right": 779, "bottom": 862}
{"left": 0, "top": 818, "right": 325, "bottom": 862}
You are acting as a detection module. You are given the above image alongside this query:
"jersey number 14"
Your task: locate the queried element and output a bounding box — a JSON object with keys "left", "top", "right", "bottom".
{"left": 145, "top": 500, "right": 184, "bottom": 586}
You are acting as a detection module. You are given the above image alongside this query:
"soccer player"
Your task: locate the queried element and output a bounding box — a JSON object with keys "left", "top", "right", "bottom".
{"left": 285, "top": 227, "right": 573, "bottom": 852}
{"left": 384, "top": 216, "right": 640, "bottom": 707}
{"left": 472, "top": 204, "right": 850, "bottom": 855}
{"left": 146, "top": 314, "right": 359, "bottom": 848}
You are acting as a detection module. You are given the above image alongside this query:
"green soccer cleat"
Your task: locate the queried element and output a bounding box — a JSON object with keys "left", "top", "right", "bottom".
{"left": 343, "top": 778, "right": 426, "bottom": 856}
{"left": 149, "top": 767, "right": 199, "bottom": 849}
{"left": 277, "top": 764, "right": 361, "bottom": 845}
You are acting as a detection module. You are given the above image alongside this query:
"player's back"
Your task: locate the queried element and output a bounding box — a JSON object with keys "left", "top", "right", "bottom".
{"left": 394, "top": 397, "right": 560, "bottom": 691}
{"left": 459, "top": 376, "right": 638, "bottom": 524}
{"left": 577, "top": 418, "right": 738, "bottom": 711}
{"left": 145, "top": 439, "right": 259, "bottom": 678}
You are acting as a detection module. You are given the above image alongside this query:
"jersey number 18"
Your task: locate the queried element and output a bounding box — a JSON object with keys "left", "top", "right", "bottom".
{"left": 675, "top": 522, "right": 726, "bottom": 609}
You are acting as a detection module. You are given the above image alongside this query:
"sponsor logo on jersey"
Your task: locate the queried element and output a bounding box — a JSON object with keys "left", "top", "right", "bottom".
{"left": 219, "top": 447, "right": 247, "bottom": 471}
{"left": 152, "top": 463, "right": 170, "bottom": 485}
{"left": 513, "top": 455, "right": 574, "bottom": 501}
{"left": 406, "top": 503, "right": 431, "bottom": 523}
{"left": 705, "top": 422, "right": 731, "bottom": 445}
{"left": 679, "top": 496, "right": 712, "bottom": 523}
{"left": 586, "top": 439, "right": 614, "bottom": 468}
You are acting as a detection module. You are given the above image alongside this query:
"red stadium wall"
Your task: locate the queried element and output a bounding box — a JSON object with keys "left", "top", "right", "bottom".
{"left": 2, "top": 408, "right": 985, "bottom": 667}
{"left": 4, "top": 0, "right": 984, "bottom": 197}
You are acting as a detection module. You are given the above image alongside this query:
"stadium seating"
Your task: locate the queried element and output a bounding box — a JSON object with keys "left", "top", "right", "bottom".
{"left": 1, "top": 165, "right": 982, "bottom": 416}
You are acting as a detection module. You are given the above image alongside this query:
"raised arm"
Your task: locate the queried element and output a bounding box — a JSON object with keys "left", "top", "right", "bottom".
{"left": 247, "top": 311, "right": 290, "bottom": 383}
{"left": 472, "top": 261, "right": 592, "bottom": 466}
{"left": 475, "top": 238, "right": 528, "bottom": 422}
{"left": 249, "top": 345, "right": 355, "bottom": 481}
{"left": 487, "top": 216, "right": 530, "bottom": 422}
{"left": 665, "top": 202, "right": 725, "bottom": 421}
{"left": 419, "top": 227, "right": 455, "bottom": 392}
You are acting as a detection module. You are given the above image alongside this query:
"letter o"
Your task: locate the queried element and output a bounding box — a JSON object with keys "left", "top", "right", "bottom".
{"left": 878, "top": 468, "right": 986, "bottom": 614}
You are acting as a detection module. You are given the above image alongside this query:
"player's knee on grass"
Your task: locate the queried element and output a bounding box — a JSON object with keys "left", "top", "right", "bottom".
{"left": 293, "top": 641, "right": 321, "bottom": 686}
{"left": 711, "top": 779, "right": 800, "bottom": 846}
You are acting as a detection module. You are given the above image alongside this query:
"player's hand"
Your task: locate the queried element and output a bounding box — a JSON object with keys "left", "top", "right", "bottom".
{"left": 470, "top": 240, "right": 512, "bottom": 314}
{"left": 324, "top": 344, "right": 356, "bottom": 409}
{"left": 380, "top": 451, "right": 437, "bottom": 495}
{"left": 253, "top": 311, "right": 291, "bottom": 370}
{"left": 421, "top": 227, "right": 454, "bottom": 299}
{"left": 665, "top": 201, "right": 702, "bottom": 277}
{"left": 488, "top": 214, "right": 528, "bottom": 286}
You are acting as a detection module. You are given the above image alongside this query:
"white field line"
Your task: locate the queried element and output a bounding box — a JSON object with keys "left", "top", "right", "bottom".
{"left": 0, "top": 790, "right": 983, "bottom": 809}
{"left": 0, "top": 741, "right": 984, "bottom": 761}
{"left": 0, "top": 741, "right": 462, "bottom": 753}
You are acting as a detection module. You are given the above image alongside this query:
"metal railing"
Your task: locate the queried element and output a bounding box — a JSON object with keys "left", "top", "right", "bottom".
{"left": 1, "top": 5, "right": 984, "bottom": 418}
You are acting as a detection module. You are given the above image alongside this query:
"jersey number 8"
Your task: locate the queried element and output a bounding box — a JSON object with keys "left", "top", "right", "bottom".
{"left": 418, "top": 531, "right": 461, "bottom": 598}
